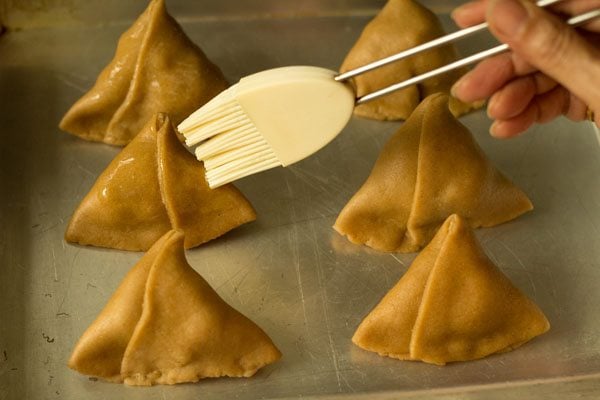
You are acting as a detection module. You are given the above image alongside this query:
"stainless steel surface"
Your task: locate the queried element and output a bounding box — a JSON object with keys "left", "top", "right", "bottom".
{"left": 1, "top": 4, "right": 600, "bottom": 400}
{"left": 1, "top": 0, "right": 390, "bottom": 31}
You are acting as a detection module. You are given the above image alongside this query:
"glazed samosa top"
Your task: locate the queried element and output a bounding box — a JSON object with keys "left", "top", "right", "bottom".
{"left": 65, "top": 113, "right": 256, "bottom": 251}
{"left": 340, "top": 0, "right": 480, "bottom": 120}
{"left": 59, "top": 0, "right": 228, "bottom": 145}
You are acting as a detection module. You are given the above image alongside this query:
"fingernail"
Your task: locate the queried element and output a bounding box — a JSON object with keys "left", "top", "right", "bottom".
{"left": 489, "top": 121, "right": 502, "bottom": 138}
{"left": 487, "top": 96, "right": 498, "bottom": 118}
{"left": 451, "top": 73, "right": 469, "bottom": 99}
{"left": 451, "top": 3, "right": 474, "bottom": 21}
{"left": 488, "top": 0, "right": 530, "bottom": 38}
{"left": 450, "top": 81, "right": 462, "bottom": 99}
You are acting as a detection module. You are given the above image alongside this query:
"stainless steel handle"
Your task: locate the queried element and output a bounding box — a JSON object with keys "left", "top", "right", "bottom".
{"left": 353, "top": 6, "right": 600, "bottom": 104}
{"left": 335, "top": 0, "right": 565, "bottom": 83}
{"left": 356, "top": 8, "right": 600, "bottom": 105}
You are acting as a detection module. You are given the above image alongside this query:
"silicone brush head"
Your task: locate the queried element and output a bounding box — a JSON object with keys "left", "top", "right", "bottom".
{"left": 178, "top": 66, "right": 355, "bottom": 188}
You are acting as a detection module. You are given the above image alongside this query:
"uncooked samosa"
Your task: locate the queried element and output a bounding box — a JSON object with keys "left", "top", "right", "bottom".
{"left": 69, "top": 230, "right": 282, "bottom": 385}
{"left": 59, "top": 0, "right": 228, "bottom": 145}
{"left": 340, "top": 0, "right": 480, "bottom": 120}
{"left": 334, "top": 93, "right": 532, "bottom": 253}
{"left": 65, "top": 113, "right": 256, "bottom": 251}
{"left": 353, "top": 214, "right": 549, "bottom": 365}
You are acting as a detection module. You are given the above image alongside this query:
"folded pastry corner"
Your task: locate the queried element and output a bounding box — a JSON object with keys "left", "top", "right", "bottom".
{"left": 353, "top": 214, "right": 550, "bottom": 365}
{"left": 69, "top": 230, "right": 282, "bottom": 385}
{"left": 340, "top": 0, "right": 482, "bottom": 120}
{"left": 65, "top": 113, "right": 256, "bottom": 251}
{"left": 59, "top": 0, "right": 228, "bottom": 145}
{"left": 334, "top": 93, "right": 532, "bottom": 253}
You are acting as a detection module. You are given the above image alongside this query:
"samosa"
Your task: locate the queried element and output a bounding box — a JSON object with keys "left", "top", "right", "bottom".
{"left": 353, "top": 214, "right": 549, "bottom": 365}
{"left": 65, "top": 113, "right": 256, "bottom": 251}
{"left": 59, "top": 0, "right": 228, "bottom": 145}
{"left": 69, "top": 230, "right": 282, "bottom": 385}
{"left": 340, "top": 0, "right": 481, "bottom": 120}
{"left": 334, "top": 93, "right": 532, "bottom": 253}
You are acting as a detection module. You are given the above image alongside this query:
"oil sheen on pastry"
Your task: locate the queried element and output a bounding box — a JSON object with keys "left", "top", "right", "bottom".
{"left": 334, "top": 93, "right": 532, "bottom": 253}
{"left": 59, "top": 0, "right": 228, "bottom": 145}
{"left": 353, "top": 214, "right": 549, "bottom": 365}
{"left": 65, "top": 113, "right": 256, "bottom": 251}
{"left": 68, "top": 230, "right": 282, "bottom": 385}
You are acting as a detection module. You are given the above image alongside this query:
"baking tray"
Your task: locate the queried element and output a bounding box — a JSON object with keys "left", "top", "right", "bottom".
{"left": 1, "top": 2, "right": 600, "bottom": 399}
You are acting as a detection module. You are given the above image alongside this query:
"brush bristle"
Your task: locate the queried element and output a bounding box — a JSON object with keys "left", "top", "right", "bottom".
{"left": 178, "top": 85, "right": 237, "bottom": 133}
{"left": 206, "top": 156, "right": 281, "bottom": 188}
{"left": 199, "top": 130, "right": 281, "bottom": 188}
{"left": 178, "top": 86, "right": 282, "bottom": 188}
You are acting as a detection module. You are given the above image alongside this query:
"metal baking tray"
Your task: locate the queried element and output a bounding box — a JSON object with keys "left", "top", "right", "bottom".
{"left": 1, "top": 2, "right": 600, "bottom": 399}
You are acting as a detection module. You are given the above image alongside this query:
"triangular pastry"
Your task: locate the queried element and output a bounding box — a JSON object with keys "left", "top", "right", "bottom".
{"left": 65, "top": 113, "right": 256, "bottom": 251}
{"left": 340, "top": 0, "right": 481, "bottom": 120}
{"left": 353, "top": 214, "right": 550, "bottom": 365}
{"left": 69, "top": 230, "right": 282, "bottom": 385}
{"left": 59, "top": 0, "right": 228, "bottom": 145}
{"left": 334, "top": 93, "right": 532, "bottom": 253}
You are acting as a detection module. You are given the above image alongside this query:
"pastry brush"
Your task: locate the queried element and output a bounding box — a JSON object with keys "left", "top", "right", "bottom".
{"left": 179, "top": 1, "right": 598, "bottom": 188}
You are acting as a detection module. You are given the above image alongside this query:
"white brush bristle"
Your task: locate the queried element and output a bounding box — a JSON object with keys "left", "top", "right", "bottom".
{"left": 178, "top": 86, "right": 282, "bottom": 188}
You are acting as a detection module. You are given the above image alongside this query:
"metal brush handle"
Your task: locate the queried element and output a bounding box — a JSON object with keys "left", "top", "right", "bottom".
{"left": 335, "top": 0, "right": 600, "bottom": 105}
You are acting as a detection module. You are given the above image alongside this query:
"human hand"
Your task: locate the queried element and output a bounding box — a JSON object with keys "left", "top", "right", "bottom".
{"left": 450, "top": 0, "right": 600, "bottom": 138}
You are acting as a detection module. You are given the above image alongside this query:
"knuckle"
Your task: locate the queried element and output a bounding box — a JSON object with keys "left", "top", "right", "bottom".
{"left": 521, "top": 16, "right": 574, "bottom": 68}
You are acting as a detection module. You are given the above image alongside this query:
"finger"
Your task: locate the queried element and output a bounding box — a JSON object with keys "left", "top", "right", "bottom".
{"left": 581, "top": 31, "right": 600, "bottom": 44}
{"left": 552, "top": 0, "right": 600, "bottom": 20}
{"left": 451, "top": 50, "right": 538, "bottom": 103}
{"left": 490, "top": 86, "right": 571, "bottom": 138}
{"left": 552, "top": 0, "right": 600, "bottom": 32}
{"left": 486, "top": 0, "right": 600, "bottom": 111}
{"left": 508, "top": 52, "right": 537, "bottom": 76}
{"left": 452, "top": 53, "right": 515, "bottom": 102}
{"left": 452, "top": 0, "right": 487, "bottom": 28}
{"left": 490, "top": 107, "right": 537, "bottom": 138}
{"left": 564, "top": 93, "right": 590, "bottom": 122}
{"left": 488, "top": 73, "right": 557, "bottom": 119}
{"left": 453, "top": 0, "right": 600, "bottom": 29}
{"left": 535, "top": 86, "right": 571, "bottom": 124}
{"left": 452, "top": 0, "right": 600, "bottom": 30}
{"left": 579, "top": 17, "right": 600, "bottom": 33}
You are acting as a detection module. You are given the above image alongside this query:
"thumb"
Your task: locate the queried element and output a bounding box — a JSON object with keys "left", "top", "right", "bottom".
{"left": 486, "top": 0, "right": 600, "bottom": 110}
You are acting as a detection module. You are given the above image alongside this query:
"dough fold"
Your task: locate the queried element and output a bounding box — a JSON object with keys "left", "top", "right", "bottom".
{"left": 353, "top": 214, "right": 549, "bottom": 365}
{"left": 69, "top": 230, "right": 282, "bottom": 385}
{"left": 59, "top": 0, "right": 228, "bottom": 145}
{"left": 340, "top": 0, "right": 482, "bottom": 120}
{"left": 334, "top": 93, "right": 532, "bottom": 253}
{"left": 65, "top": 113, "right": 256, "bottom": 251}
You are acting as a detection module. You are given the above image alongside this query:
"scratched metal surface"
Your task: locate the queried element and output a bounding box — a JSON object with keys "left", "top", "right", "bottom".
{"left": 1, "top": 6, "right": 600, "bottom": 400}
